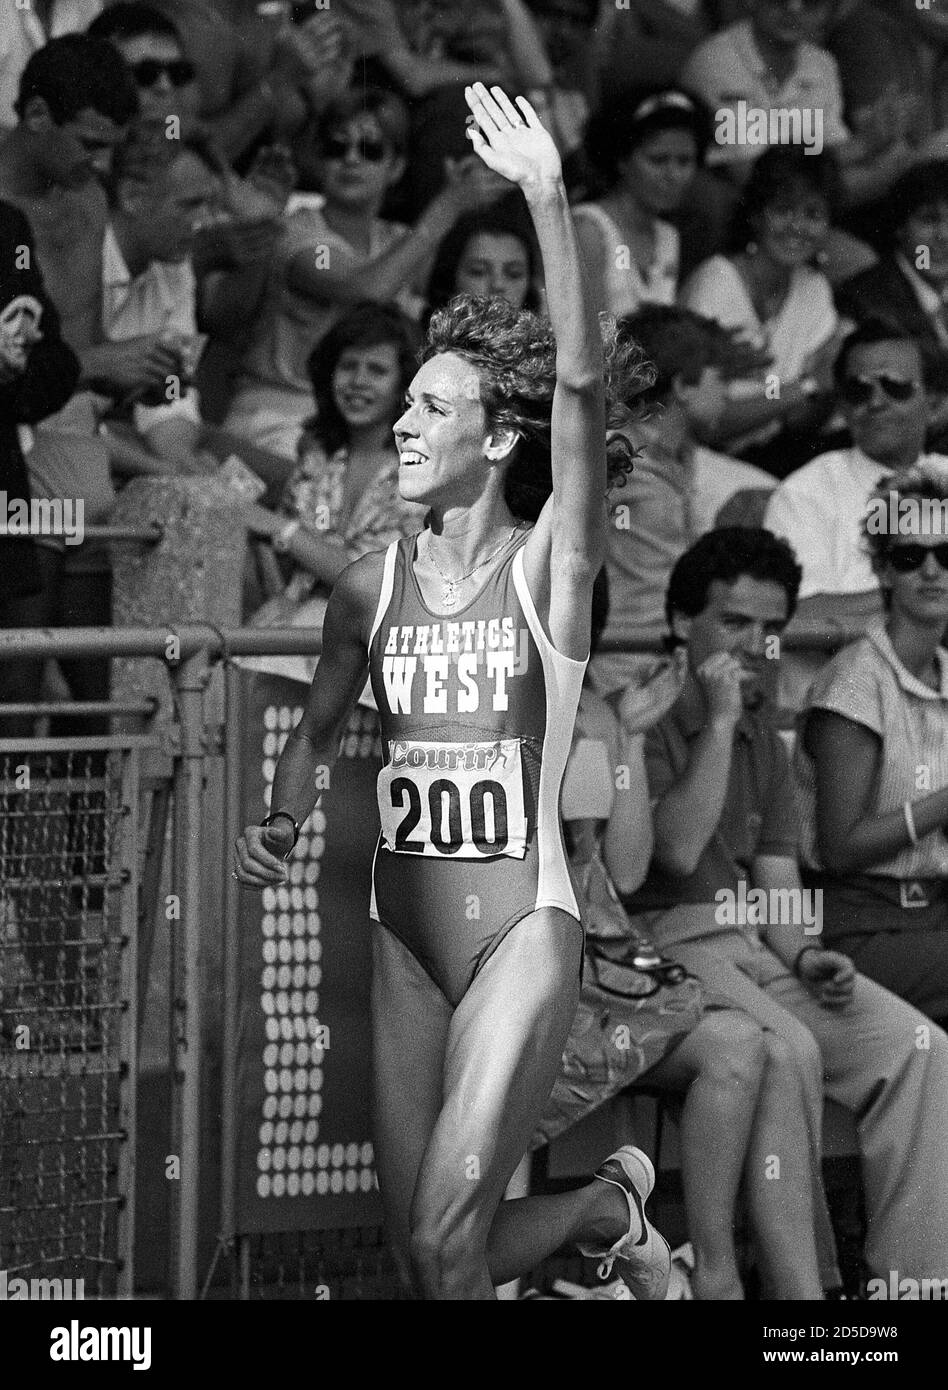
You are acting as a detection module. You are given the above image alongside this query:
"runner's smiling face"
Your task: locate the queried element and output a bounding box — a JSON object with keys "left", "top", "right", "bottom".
{"left": 393, "top": 352, "right": 504, "bottom": 507}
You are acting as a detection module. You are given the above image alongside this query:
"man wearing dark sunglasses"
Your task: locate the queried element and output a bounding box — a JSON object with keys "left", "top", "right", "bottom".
{"left": 764, "top": 321, "right": 947, "bottom": 649}
{"left": 88, "top": 3, "right": 202, "bottom": 139}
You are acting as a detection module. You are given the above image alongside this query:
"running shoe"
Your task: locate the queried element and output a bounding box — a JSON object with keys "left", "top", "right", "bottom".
{"left": 578, "top": 1145, "right": 671, "bottom": 1300}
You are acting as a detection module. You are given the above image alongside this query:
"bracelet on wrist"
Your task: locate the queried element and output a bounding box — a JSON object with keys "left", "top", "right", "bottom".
{"left": 261, "top": 810, "right": 300, "bottom": 850}
{"left": 903, "top": 799, "right": 920, "bottom": 846}
{"left": 793, "top": 943, "right": 821, "bottom": 979}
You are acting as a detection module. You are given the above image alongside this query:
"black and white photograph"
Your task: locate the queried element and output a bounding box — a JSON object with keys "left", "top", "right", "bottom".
{"left": 1, "top": 0, "right": 947, "bottom": 1363}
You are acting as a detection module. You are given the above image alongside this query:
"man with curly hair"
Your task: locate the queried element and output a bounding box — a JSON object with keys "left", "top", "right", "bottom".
{"left": 235, "top": 83, "right": 670, "bottom": 1301}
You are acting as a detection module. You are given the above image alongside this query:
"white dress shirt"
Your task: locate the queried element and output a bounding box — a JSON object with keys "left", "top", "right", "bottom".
{"left": 681, "top": 19, "right": 849, "bottom": 169}
{"left": 763, "top": 447, "right": 948, "bottom": 599}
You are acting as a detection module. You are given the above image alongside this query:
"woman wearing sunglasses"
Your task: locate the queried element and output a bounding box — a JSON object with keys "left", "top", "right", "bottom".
{"left": 225, "top": 85, "right": 500, "bottom": 458}
{"left": 794, "top": 462, "right": 948, "bottom": 1025}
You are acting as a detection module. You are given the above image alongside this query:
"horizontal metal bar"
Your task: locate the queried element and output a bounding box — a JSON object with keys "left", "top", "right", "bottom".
{"left": 0, "top": 524, "right": 163, "bottom": 544}
{"left": 0, "top": 620, "right": 863, "bottom": 663}
{"left": 0, "top": 1053, "right": 119, "bottom": 1078}
{"left": 0, "top": 625, "right": 323, "bottom": 662}
{"left": 0, "top": 700, "right": 157, "bottom": 717}
{"left": 4, "top": 1196, "right": 123, "bottom": 1214}
{"left": 0, "top": 734, "right": 155, "bottom": 752}
{"left": 81, "top": 525, "right": 163, "bottom": 543}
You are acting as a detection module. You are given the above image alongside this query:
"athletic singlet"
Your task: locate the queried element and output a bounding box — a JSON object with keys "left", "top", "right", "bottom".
{"left": 366, "top": 529, "right": 587, "bottom": 1005}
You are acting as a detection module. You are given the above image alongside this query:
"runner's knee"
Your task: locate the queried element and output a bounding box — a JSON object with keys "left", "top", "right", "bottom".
{"left": 408, "top": 1204, "right": 485, "bottom": 1296}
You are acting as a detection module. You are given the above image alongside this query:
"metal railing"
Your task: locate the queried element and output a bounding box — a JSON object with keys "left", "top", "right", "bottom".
{"left": 0, "top": 618, "right": 862, "bottom": 1297}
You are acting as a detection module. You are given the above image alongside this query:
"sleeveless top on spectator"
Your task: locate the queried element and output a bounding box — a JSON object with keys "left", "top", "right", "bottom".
{"left": 235, "top": 196, "right": 419, "bottom": 399}
{"left": 572, "top": 204, "right": 679, "bottom": 317}
{"left": 794, "top": 620, "right": 948, "bottom": 880}
{"left": 680, "top": 254, "right": 837, "bottom": 449}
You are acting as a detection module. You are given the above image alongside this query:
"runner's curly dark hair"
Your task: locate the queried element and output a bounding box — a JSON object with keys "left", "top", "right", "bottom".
{"left": 423, "top": 294, "right": 654, "bottom": 523}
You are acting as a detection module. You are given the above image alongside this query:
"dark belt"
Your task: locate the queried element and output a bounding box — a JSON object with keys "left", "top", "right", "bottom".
{"left": 802, "top": 870, "right": 948, "bottom": 913}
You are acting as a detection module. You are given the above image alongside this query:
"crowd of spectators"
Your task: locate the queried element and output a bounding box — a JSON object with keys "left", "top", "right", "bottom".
{"left": 4, "top": 0, "right": 948, "bottom": 1300}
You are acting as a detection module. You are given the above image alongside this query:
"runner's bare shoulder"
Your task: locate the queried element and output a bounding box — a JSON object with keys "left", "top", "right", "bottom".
{"left": 330, "top": 547, "right": 391, "bottom": 648}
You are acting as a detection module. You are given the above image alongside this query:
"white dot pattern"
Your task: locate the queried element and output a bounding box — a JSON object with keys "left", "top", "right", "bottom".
{"left": 255, "top": 703, "right": 381, "bottom": 1201}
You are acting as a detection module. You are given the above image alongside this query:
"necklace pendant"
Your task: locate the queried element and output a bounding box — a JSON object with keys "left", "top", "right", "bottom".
{"left": 441, "top": 581, "right": 459, "bottom": 608}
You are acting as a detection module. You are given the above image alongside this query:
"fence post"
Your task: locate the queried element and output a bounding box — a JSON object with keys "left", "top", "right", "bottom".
{"left": 220, "top": 661, "right": 242, "bottom": 1277}
{"left": 168, "top": 647, "right": 208, "bottom": 1300}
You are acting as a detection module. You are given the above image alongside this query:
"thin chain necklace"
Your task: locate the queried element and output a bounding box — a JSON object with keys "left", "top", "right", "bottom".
{"left": 424, "top": 525, "right": 522, "bottom": 609}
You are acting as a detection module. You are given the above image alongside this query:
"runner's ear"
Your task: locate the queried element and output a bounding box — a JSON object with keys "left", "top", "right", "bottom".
{"left": 485, "top": 428, "right": 519, "bottom": 462}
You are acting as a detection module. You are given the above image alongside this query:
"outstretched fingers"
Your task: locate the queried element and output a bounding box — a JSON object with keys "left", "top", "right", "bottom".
{"left": 465, "top": 82, "right": 503, "bottom": 140}
{"left": 491, "top": 86, "right": 522, "bottom": 127}
{"left": 515, "top": 94, "right": 542, "bottom": 128}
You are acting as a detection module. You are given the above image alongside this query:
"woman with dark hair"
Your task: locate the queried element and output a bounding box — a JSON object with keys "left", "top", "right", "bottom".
{"left": 796, "top": 461, "right": 948, "bottom": 1025}
{"left": 235, "top": 84, "right": 673, "bottom": 1301}
{"left": 243, "top": 301, "right": 427, "bottom": 646}
{"left": 680, "top": 145, "right": 844, "bottom": 477}
{"left": 574, "top": 84, "right": 711, "bottom": 317}
{"left": 225, "top": 84, "right": 496, "bottom": 458}
{"left": 424, "top": 206, "right": 540, "bottom": 321}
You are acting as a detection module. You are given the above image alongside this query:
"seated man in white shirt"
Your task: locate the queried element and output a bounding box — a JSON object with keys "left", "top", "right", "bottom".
{"left": 763, "top": 319, "right": 947, "bottom": 704}
{"left": 680, "top": 0, "right": 910, "bottom": 209}
{"left": 79, "top": 136, "right": 223, "bottom": 466}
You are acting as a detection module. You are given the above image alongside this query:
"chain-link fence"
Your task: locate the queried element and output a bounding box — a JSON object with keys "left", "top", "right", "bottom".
{"left": 0, "top": 740, "right": 142, "bottom": 1297}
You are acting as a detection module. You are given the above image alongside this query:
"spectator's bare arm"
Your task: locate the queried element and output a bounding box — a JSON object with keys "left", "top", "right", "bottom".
{"left": 806, "top": 708, "right": 948, "bottom": 875}
{"left": 286, "top": 157, "right": 504, "bottom": 306}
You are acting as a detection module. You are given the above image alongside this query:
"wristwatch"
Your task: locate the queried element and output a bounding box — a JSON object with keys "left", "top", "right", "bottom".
{"left": 261, "top": 809, "right": 301, "bottom": 851}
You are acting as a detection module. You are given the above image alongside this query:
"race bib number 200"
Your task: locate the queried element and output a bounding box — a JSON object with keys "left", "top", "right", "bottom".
{"left": 377, "top": 739, "right": 528, "bottom": 858}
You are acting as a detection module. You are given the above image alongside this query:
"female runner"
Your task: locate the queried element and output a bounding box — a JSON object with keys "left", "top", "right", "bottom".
{"left": 235, "top": 82, "right": 668, "bottom": 1301}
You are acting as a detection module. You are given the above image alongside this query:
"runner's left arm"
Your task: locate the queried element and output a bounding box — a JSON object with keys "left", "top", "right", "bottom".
{"left": 464, "top": 83, "right": 605, "bottom": 658}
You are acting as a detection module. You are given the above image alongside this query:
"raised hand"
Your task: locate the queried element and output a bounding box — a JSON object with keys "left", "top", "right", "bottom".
{"left": 463, "top": 83, "right": 561, "bottom": 193}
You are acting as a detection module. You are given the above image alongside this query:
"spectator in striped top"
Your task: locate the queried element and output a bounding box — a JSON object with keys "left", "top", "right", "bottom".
{"left": 795, "top": 461, "right": 948, "bottom": 1025}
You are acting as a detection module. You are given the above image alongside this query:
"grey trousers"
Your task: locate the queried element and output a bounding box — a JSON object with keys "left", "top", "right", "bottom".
{"left": 656, "top": 920, "right": 948, "bottom": 1284}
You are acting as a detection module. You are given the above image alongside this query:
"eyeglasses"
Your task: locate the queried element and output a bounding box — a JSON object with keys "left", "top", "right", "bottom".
{"left": 131, "top": 58, "right": 196, "bottom": 88}
{"left": 319, "top": 134, "right": 388, "bottom": 163}
{"left": 841, "top": 374, "right": 919, "bottom": 406}
{"left": 887, "top": 543, "right": 948, "bottom": 573}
